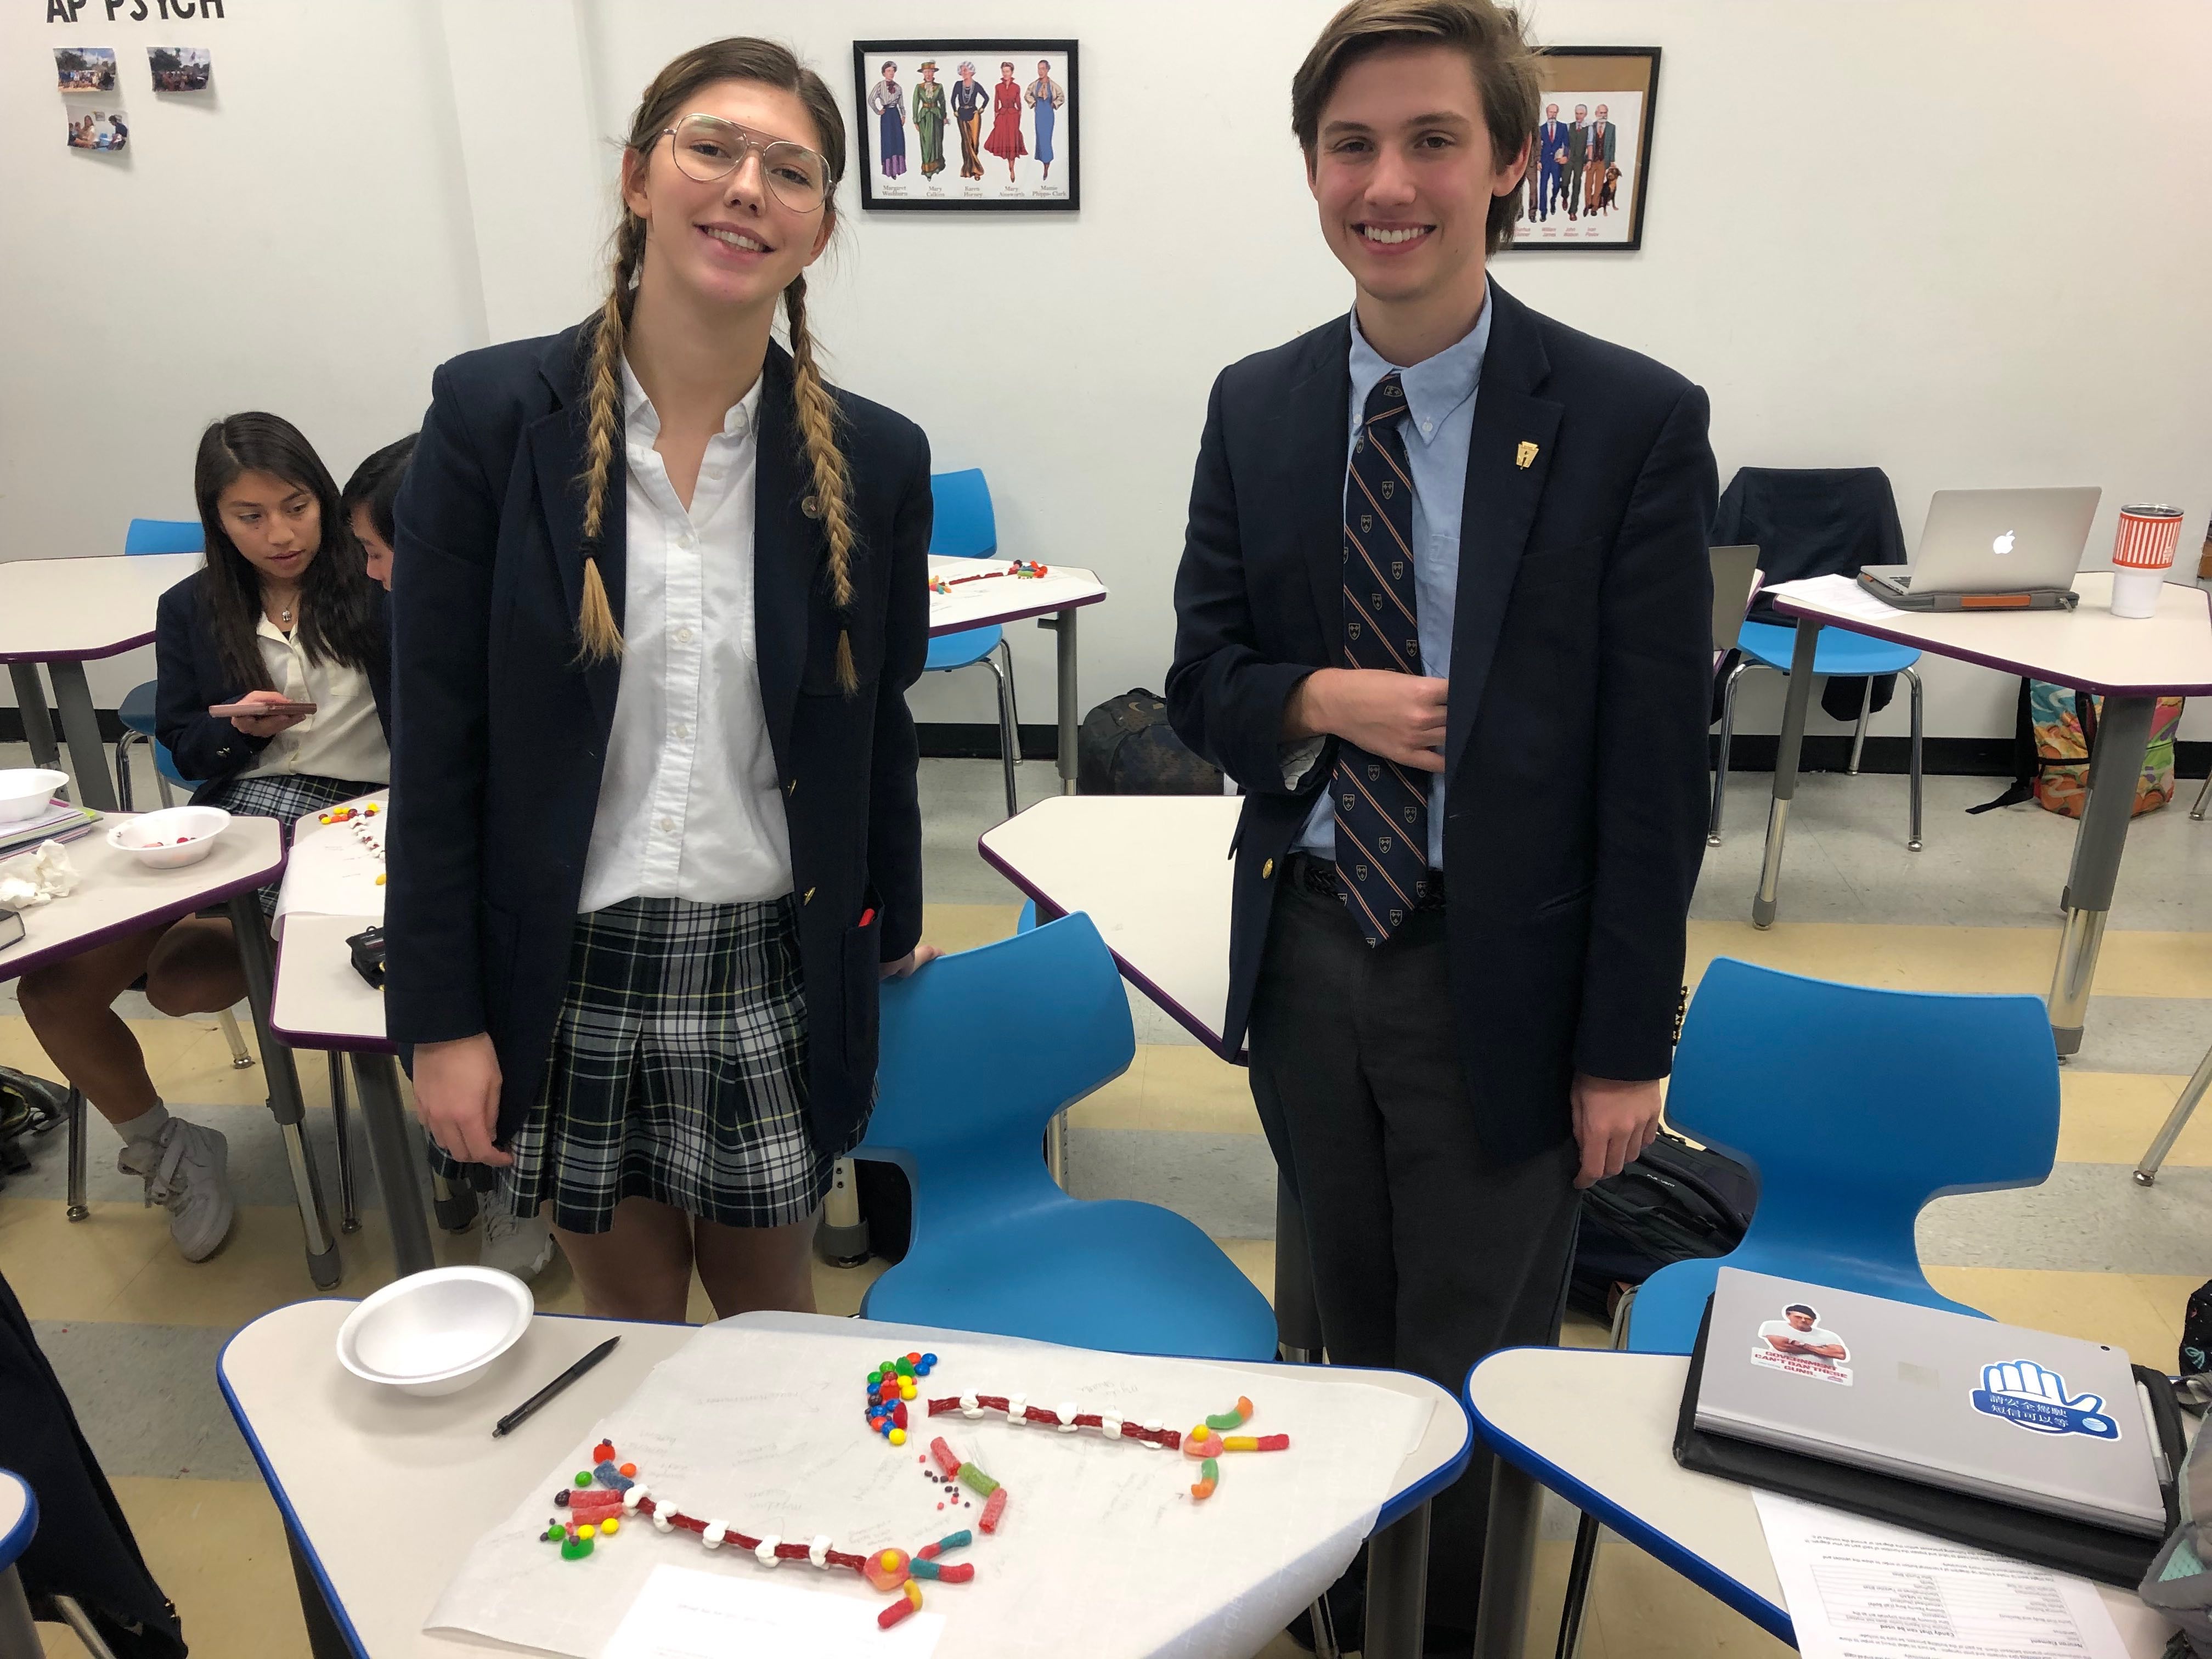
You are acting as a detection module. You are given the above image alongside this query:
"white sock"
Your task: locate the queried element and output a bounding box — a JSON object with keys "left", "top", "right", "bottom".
{"left": 111, "top": 1102, "right": 171, "bottom": 1146}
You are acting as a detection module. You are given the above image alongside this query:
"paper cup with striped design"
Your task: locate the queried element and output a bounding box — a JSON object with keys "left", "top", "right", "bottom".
{"left": 2109, "top": 504, "right": 2185, "bottom": 619}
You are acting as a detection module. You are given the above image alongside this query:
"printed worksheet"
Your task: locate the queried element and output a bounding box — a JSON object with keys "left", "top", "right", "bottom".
{"left": 1753, "top": 1491, "right": 2130, "bottom": 1659}
{"left": 600, "top": 1564, "right": 944, "bottom": 1658}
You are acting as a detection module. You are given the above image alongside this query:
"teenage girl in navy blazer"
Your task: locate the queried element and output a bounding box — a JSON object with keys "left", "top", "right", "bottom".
{"left": 390, "top": 38, "right": 936, "bottom": 1323}
{"left": 20, "top": 413, "right": 390, "bottom": 1262}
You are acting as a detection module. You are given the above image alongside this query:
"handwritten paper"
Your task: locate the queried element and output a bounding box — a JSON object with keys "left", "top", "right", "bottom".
{"left": 599, "top": 1564, "right": 943, "bottom": 1659}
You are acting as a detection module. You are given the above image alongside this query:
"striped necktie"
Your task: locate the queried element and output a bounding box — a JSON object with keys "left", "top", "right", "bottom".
{"left": 1334, "top": 370, "right": 1431, "bottom": 947}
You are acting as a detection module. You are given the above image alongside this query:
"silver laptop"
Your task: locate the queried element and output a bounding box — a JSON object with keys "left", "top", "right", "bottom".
{"left": 1860, "top": 486, "right": 2100, "bottom": 607}
{"left": 1709, "top": 544, "right": 1760, "bottom": 657}
{"left": 1695, "top": 1268, "right": 2166, "bottom": 1536}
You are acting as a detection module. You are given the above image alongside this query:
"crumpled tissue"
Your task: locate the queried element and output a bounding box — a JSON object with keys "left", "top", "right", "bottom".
{"left": 0, "top": 842, "right": 81, "bottom": 911}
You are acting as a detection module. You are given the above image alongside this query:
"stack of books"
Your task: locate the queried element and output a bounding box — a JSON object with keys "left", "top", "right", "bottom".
{"left": 0, "top": 799, "right": 100, "bottom": 861}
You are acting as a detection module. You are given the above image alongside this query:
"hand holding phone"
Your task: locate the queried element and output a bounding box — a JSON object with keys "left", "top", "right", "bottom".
{"left": 211, "top": 690, "right": 317, "bottom": 737}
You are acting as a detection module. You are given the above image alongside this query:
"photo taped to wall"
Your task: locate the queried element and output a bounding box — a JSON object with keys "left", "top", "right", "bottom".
{"left": 853, "top": 38, "right": 1078, "bottom": 212}
{"left": 65, "top": 109, "right": 129, "bottom": 153}
{"left": 54, "top": 46, "right": 117, "bottom": 93}
{"left": 149, "top": 47, "right": 212, "bottom": 92}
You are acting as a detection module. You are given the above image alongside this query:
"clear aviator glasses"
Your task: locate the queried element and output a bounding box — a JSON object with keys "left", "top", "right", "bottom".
{"left": 661, "top": 114, "right": 831, "bottom": 213}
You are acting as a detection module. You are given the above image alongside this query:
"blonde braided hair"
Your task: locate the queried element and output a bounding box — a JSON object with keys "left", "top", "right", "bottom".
{"left": 572, "top": 39, "right": 857, "bottom": 689}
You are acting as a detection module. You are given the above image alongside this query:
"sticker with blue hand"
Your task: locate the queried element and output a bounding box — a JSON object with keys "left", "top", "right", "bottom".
{"left": 1970, "top": 1359, "right": 2120, "bottom": 1440}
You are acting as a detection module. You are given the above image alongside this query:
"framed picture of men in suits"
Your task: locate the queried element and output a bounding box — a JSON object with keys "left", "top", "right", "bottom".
{"left": 851, "top": 40, "right": 1079, "bottom": 212}
{"left": 1512, "top": 46, "right": 1660, "bottom": 251}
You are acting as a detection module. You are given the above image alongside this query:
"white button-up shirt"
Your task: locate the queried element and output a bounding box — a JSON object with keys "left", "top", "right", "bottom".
{"left": 575, "top": 362, "right": 792, "bottom": 913}
{"left": 242, "top": 613, "right": 389, "bottom": 785}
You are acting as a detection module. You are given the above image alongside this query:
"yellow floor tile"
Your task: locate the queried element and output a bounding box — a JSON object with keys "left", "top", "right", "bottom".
{"left": 1068, "top": 1044, "right": 1264, "bottom": 1135}
{"left": 2056, "top": 1069, "right": 2197, "bottom": 1166}
{"left": 1581, "top": 1532, "right": 1795, "bottom": 1659}
{"left": 2126, "top": 1274, "right": 2198, "bottom": 1352}
{"left": 1923, "top": 1266, "right": 2179, "bottom": 1363}
{"left": 0, "top": 1195, "right": 171, "bottom": 1323}
{"left": 1686, "top": 920, "right": 2212, "bottom": 1000}
{"left": 920, "top": 901, "right": 1022, "bottom": 956}
{"left": 1213, "top": 1235, "right": 1276, "bottom": 1306}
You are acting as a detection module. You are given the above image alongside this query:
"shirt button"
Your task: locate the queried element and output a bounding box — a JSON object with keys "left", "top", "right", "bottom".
{"left": 657, "top": 816, "right": 675, "bottom": 833}
{"left": 674, "top": 627, "right": 694, "bottom": 644}
{"left": 678, "top": 533, "right": 696, "bottom": 550}
{"left": 1420, "top": 419, "right": 1435, "bottom": 435}
{"left": 672, "top": 723, "right": 691, "bottom": 740}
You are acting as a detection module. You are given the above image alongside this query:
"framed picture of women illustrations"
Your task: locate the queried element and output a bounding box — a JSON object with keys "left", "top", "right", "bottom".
{"left": 852, "top": 40, "right": 1079, "bottom": 212}
{"left": 1510, "top": 46, "right": 1660, "bottom": 251}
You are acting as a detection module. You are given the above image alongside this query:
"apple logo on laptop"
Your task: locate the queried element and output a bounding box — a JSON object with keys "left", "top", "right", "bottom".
{"left": 1991, "top": 531, "right": 2017, "bottom": 556}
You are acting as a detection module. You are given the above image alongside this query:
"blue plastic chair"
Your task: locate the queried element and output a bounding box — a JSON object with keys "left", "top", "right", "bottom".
{"left": 1712, "top": 618, "right": 1925, "bottom": 852}
{"left": 115, "top": 517, "right": 205, "bottom": 809}
{"left": 854, "top": 912, "right": 1279, "bottom": 1361}
{"left": 1628, "top": 957, "right": 2060, "bottom": 1355}
{"left": 927, "top": 470, "right": 1022, "bottom": 820}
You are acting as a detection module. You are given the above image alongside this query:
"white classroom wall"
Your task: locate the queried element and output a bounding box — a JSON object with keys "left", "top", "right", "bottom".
{"left": 5, "top": 0, "right": 2210, "bottom": 749}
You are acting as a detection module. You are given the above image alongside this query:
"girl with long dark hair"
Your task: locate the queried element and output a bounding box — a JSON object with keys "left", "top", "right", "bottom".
{"left": 390, "top": 38, "right": 935, "bottom": 1323}
{"left": 19, "top": 413, "right": 391, "bottom": 1262}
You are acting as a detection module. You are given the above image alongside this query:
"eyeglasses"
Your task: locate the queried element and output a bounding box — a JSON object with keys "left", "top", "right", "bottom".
{"left": 661, "top": 114, "right": 832, "bottom": 213}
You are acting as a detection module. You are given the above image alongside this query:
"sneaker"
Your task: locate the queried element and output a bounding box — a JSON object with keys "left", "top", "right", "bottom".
{"left": 480, "top": 1207, "right": 556, "bottom": 1280}
{"left": 118, "top": 1118, "right": 234, "bottom": 1262}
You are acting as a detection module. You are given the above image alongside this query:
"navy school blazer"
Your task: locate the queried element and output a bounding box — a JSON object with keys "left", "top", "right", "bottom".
{"left": 153, "top": 573, "right": 392, "bottom": 802}
{"left": 1166, "top": 281, "right": 1717, "bottom": 1165}
{"left": 386, "top": 324, "right": 932, "bottom": 1160}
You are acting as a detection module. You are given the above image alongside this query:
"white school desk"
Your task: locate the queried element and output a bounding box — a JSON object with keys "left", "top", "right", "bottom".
{"left": 1759, "top": 573, "right": 2212, "bottom": 1056}
{"left": 928, "top": 557, "right": 1108, "bottom": 794}
{"left": 219, "top": 1301, "right": 1469, "bottom": 1659}
{"left": 266, "top": 794, "right": 439, "bottom": 1280}
{"left": 1464, "top": 1346, "right": 2173, "bottom": 1659}
{"left": 0, "top": 552, "right": 202, "bottom": 815}
{"left": 0, "top": 815, "right": 347, "bottom": 1286}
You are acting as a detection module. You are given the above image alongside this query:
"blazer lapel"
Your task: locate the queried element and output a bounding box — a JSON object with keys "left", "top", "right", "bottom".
{"left": 1446, "top": 283, "right": 1562, "bottom": 778}
{"left": 524, "top": 328, "right": 625, "bottom": 742}
{"left": 752, "top": 348, "right": 812, "bottom": 770}
{"left": 1277, "top": 319, "right": 1352, "bottom": 651}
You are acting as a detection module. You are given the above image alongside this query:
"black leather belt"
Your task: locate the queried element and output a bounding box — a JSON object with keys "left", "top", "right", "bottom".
{"left": 1285, "top": 851, "right": 1446, "bottom": 910}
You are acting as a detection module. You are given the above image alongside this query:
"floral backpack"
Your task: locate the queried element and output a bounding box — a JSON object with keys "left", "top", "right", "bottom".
{"left": 2029, "top": 681, "right": 2183, "bottom": 819}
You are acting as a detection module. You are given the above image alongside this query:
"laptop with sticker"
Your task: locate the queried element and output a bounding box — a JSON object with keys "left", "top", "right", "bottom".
{"left": 1694, "top": 1267, "right": 2166, "bottom": 1536}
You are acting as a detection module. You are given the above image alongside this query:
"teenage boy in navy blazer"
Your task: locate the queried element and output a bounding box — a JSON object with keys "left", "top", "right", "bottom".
{"left": 1167, "top": 1, "right": 1714, "bottom": 1641}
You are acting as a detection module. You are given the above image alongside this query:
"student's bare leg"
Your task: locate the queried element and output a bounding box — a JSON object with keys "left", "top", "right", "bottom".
{"left": 17, "top": 927, "right": 167, "bottom": 1123}
{"left": 693, "top": 1211, "right": 820, "bottom": 1320}
{"left": 142, "top": 916, "right": 248, "bottom": 1019}
{"left": 554, "top": 1196, "right": 695, "bottom": 1322}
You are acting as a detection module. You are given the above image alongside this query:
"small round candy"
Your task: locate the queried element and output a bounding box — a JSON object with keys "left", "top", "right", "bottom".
{"left": 593, "top": 1441, "right": 616, "bottom": 1462}
{"left": 544, "top": 1525, "right": 562, "bottom": 1542}
{"left": 889, "top": 1428, "right": 907, "bottom": 1447}
{"left": 619, "top": 1463, "right": 637, "bottom": 1478}
{"left": 601, "top": 1517, "right": 619, "bottom": 1534}
{"left": 922, "top": 1353, "right": 937, "bottom": 1365}
{"left": 900, "top": 1380, "right": 917, "bottom": 1400}
{"left": 906, "top": 1352, "right": 922, "bottom": 1363}
{"left": 554, "top": 1489, "right": 571, "bottom": 1507}
{"left": 573, "top": 1471, "right": 592, "bottom": 1487}
{"left": 578, "top": 1523, "right": 596, "bottom": 1541}
{"left": 867, "top": 1369, "right": 882, "bottom": 1386}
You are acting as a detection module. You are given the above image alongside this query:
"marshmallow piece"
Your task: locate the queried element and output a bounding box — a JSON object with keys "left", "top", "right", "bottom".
{"left": 622, "top": 1483, "right": 648, "bottom": 1511}
{"left": 702, "top": 1520, "right": 726, "bottom": 1549}
{"left": 1057, "top": 1400, "right": 1080, "bottom": 1432}
{"left": 1101, "top": 1412, "right": 1123, "bottom": 1440}
{"left": 1006, "top": 1393, "right": 1027, "bottom": 1426}
{"left": 652, "top": 1510, "right": 674, "bottom": 1533}
{"left": 1143, "top": 1418, "right": 1164, "bottom": 1447}
{"left": 960, "top": 1392, "right": 983, "bottom": 1419}
{"left": 809, "top": 1535, "right": 831, "bottom": 1569}
{"left": 755, "top": 1534, "right": 781, "bottom": 1567}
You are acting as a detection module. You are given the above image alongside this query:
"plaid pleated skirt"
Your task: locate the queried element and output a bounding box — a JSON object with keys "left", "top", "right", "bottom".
{"left": 201, "top": 770, "right": 383, "bottom": 919}
{"left": 486, "top": 894, "right": 854, "bottom": 1234}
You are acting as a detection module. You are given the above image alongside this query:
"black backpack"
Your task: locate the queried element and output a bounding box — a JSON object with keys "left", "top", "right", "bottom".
{"left": 1076, "top": 690, "right": 1222, "bottom": 795}
{"left": 1568, "top": 1131, "right": 1759, "bottom": 1322}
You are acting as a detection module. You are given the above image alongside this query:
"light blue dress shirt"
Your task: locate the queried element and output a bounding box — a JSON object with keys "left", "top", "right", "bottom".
{"left": 1293, "top": 284, "right": 1493, "bottom": 869}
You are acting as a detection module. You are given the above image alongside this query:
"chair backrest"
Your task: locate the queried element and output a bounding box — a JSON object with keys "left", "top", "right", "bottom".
{"left": 860, "top": 912, "right": 1134, "bottom": 1236}
{"left": 1708, "top": 543, "right": 1761, "bottom": 659}
{"left": 929, "top": 469, "right": 997, "bottom": 560}
{"left": 125, "top": 517, "right": 204, "bottom": 556}
{"left": 1714, "top": 467, "right": 1905, "bottom": 622}
{"left": 1666, "top": 956, "right": 2057, "bottom": 1290}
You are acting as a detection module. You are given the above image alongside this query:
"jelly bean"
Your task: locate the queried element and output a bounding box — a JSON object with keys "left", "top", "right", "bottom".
{"left": 1205, "top": 1397, "right": 1254, "bottom": 1431}
{"left": 573, "top": 1471, "right": 592, "bottom": 1487}
{"left": 931, "top": 1437, "right": 962, "bottom": 1477}
{"left": 601, "top": 1517, "right": 619, "bottom": 1535}
{"left": 561, "top": 1537, "right": 593, "bottom": 1560}
{"left": 893, "top": 1401, "right": 908, "bottom": 1429}
{"left": 593, "top": 1441, "right": 616, "bottom": 1463}
{"left": 957, "top": 1463, "right": 998, "bottom": 1497}
{"left": 877, "top": 1582, "right": 923, "bottom": 1630}
{"left": 554, "top": 1489, "right": 571, "bottom": 1507}
{"left": 979, "top": 1487, "right": 1009, "bottom": 1534}
{"left": 618, "top": 1463, "right": 637, "bottom": 1478}
{"left": 888, "top": 1428, "right": 907, "bottom": 1447}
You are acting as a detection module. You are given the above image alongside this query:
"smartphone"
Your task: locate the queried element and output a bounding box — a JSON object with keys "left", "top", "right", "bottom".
{"left": 209, "top": 700, "right": 318, "bottom": 718}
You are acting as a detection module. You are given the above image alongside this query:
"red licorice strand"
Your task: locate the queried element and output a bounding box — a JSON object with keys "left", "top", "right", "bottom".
{"left": 630, "top": 1497, "right": 868, "bottom": 1572}
{"left": 923, "top": 1397, "right": 1181, "bottom": 1447}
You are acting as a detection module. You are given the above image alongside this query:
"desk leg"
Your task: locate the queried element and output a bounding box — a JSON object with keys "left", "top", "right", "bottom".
{"left": 46, "top": 659, "right": 117, "bottom": 813}
{"left": 1751, "top": 621, "right": 1821, "bottom": 929}
{"left": 0, "top": 1563, "right": 40, "bottom": 1659}
{"left": 1472, "top": 1458, "right": 1539, "bottom": 1659}
{"left": 352, "top": 1053, "right": 435, "bottom": 1277}
{"left": 1041, "top": 607, "right": 1080, "bottom": 795}
{"left": 1274, "top": 1175, "right": 1324, "bottom": 1362}
{"left": 1365, "top": 1499, "right": 1432, "bottom": 1659}
{"left": 286, "top": 1520, "right": 356, "bottom": 1659}
{"left": 7, "top": 664, "right": 61, "bottom": 777}
{"left": 2047, "top": 692, "right": 2155, "bottom": 1057}
{"left": 225, "top": 895, "right": 340, "bottom": 1288}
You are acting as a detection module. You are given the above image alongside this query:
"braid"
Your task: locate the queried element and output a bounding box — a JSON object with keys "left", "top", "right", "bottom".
{"left": 783, "top": 273, "right": 860, "bottom": 693}
{"left": 575, "top": 213, "right": 646, "bottom": 663}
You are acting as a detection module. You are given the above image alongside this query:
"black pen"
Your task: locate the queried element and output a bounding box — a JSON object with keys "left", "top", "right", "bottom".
{"left": 492, "top": 1336, "right": 619, "bottom": 1438}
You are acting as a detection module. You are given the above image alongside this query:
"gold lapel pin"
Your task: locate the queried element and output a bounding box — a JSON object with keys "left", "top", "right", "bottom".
{"left": 1515, "top": 441, "right": 1539, "bottom": 470}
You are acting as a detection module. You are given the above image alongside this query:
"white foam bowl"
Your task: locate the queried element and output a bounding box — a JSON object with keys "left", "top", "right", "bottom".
{"left": 0, "top": 769, "right": 69, "bottom": 825}
{"left": 336, "top": 1267, "right": 533, "bottom": 1397}
{"left": 106, "top": 806, "right": 230, "bottom": 870}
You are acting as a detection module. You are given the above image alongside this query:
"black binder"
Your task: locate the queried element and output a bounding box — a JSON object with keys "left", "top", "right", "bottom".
{"left": 1673, "top": 1297, "right": 2185, "bottom": 1588}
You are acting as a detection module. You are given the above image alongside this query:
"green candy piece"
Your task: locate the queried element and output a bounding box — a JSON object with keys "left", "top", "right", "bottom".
{"left": 561, "top": 1537, "right": 594, "bottom": 1560}
{"left": 573, "top": 1471, "right": 592, "bottom": 1487}
{"left": 544, "top": 1526, "right": 563, "bottom": 1543}
{"left": 958, "top": 1462, "right": 999, "bottom": 1497}
{"left": 867, "top": 1369, "right": 882, "bottom": 1386}
{"left": 1201, "top": 1457, "right": 1220, "bottom": 1482}
{"left": 1204, "top": 1407, "right": 1246, "bottom": 1431}
{"left": 895, "top": 1357, "right": 915, "bottom": 1376}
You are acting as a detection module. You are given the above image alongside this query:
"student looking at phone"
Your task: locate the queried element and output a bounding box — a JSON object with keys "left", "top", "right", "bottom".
{"left": 16, "top": 412, "right": 391, "bottom": 1263}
